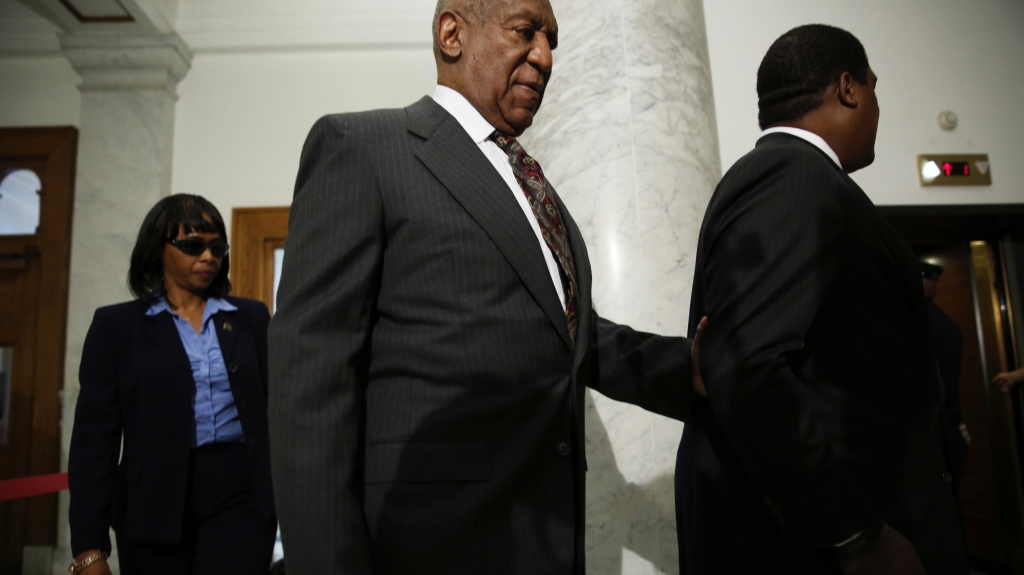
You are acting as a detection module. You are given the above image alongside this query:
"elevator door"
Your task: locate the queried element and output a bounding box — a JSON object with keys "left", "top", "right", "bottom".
{"left": 918, "top": 240, "right": 1024, "bottom": 573}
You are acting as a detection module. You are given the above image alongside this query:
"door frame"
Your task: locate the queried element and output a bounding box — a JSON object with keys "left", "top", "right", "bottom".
{"left": 0, "top": 127, "right": 77, "bottom": 552}
{"left": 881, "top": 203, "right": 1024, "bottom": 573}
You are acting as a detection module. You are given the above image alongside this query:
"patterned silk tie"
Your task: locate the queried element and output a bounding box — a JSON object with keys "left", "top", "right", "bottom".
{"left": 490, "top": 131, "right": 579, "bottom": 344}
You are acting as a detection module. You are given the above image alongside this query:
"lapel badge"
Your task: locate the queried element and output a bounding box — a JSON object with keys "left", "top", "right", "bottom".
{"left": 223, "top": 322, "right": 233, "bottom": 332}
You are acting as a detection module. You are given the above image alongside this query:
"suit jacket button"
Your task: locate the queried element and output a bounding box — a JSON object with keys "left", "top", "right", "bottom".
{"left": 237, "top": 399, "right": 247, "bottom": 412}
{"left": 556, "top": 441, "right": 571, "bottom": 457}
{"left": 229, "top": 363, "right": 239, "bottom": 373}
{"left": 942, "top": 471, "right": 953, "bottom": 484}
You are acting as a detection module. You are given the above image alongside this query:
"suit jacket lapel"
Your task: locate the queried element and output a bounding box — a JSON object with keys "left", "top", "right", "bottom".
{"left": 143, "top": 311, "right": 191, "bottom": 371}
{"left": 214, "top": 309, "right": 240, "bottom": 364}
{"left": 408, "top": 97, "right": 573, "bottom": 351}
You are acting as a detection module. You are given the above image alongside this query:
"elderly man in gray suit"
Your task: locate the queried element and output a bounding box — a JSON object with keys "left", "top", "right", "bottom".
{"left": 268, "top": 0, "right": 702, "bottom": 573}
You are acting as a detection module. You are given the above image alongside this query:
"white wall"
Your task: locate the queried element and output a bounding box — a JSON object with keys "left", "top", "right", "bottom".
{"left": 171, "top": 48, "right": 436, "bottom": 232}
{"left": 0, "top": 55, "right": 80, "bottom": 127}
{"left": 6, "top": 0, "right": 1022, "bottom": 221}
{"left": 705, "top": 0, "right": 1024, "bottom": 205}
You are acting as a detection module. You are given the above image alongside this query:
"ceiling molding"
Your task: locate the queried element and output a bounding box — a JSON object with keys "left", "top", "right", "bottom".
{"left": 175, "top": 0, "right": 434, "bottom": 52}
{"left": 57, "top": 0, "right": 133, "bottom": 22}
{"left": 2, "top": 0, "right": 437, "bottom": 55}
{"left": 0, "top": 0, "right": 62, "bottom": 54}
{"left": 60, "top": 31, "right": 193, "bottom": 96}
{"left": 11, "top": 0, "right": 174, "bottom": 34}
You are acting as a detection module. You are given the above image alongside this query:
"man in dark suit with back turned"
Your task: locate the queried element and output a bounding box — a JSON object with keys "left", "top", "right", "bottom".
{"left": 677, "top": 25, "right": 968, "bottom": 575}
{"left": 268, "top": 0, "right": 701, "bottom": 573}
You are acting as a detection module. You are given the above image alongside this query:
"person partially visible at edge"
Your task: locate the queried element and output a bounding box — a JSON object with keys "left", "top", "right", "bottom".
{"left": 993, "top": 367, "right": 1024, "bottom": 393}
{"left": 68, "top": 194, "right": 277, "bottom": 575}
{"left": 678, "top": 24, "right": 969, "bottom": 575}
{"left": 921, "top": 262, "right": 970, "bottom": 484}
{"left": 267, "top": 0, "right": 706, "bottom": 573}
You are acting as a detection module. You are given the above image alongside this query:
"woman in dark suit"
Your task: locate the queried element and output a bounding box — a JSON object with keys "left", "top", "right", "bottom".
{"left": 68, "top": 195, "right": 276, "bottom": 575}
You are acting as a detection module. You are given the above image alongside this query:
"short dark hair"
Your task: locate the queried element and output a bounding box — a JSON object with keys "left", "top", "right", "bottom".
{"left": 128, "top": 194, "right": 231, "bottom": 303}
{"left": 757, "top": 24, "right": 870, "bottom": 129}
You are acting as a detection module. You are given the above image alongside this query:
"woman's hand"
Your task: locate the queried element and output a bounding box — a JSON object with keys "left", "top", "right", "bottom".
{"left": 80, "top": 560, "right": 112, "bottom": 575}
{"left": 993, "top": 367, "right": 1024, "bottom": 394}
{"left": 73, "top": 550, "right": 112, "bottom": 575}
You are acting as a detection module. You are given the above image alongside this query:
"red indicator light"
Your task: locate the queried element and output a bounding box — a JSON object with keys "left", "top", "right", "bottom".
{"left": 940, "top": 161, "right": 971, "bottom": 177}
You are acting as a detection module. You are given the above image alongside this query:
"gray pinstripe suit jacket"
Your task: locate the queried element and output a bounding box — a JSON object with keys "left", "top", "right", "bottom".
{"left": 268, "top": 96, "right": 694, "bottom": 575}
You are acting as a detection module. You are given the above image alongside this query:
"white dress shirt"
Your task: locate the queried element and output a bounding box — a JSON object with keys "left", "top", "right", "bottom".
{"left": 761, "top": 126, "right": 843, "bottom": 170}
{"left": 432, "top": 84, "right": 567, "bottom": 310}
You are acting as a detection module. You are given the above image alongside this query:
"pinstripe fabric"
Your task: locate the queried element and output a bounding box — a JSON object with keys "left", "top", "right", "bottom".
{"left": 269, "top": 97, "right": 695, "bottom": 575}
{"left": 676, "top": 134, "right": 968, "bottom": 574}
{"left": 269, "top": 97, "right": 579, "bottom": 575}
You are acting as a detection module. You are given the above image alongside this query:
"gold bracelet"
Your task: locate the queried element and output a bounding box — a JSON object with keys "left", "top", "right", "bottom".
{"left": 68, "top": 550, "right": 107, "bottom": 575}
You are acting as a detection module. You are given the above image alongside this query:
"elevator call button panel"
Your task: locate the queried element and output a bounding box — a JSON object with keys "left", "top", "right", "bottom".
{"left": 917, "top": 154, "right": 991, "bottom": 186}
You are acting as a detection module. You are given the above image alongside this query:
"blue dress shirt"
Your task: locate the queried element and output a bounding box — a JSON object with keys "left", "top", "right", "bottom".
{"left": 146, "top": 297, "right": 245, "bottom": 446}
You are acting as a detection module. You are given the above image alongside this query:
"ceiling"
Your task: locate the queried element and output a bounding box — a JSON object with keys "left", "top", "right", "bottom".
{"left": 0, "top": 0, "right": 434, "bottom": 55}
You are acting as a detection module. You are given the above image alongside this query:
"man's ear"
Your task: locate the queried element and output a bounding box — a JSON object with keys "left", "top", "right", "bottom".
{"left": 836, "top": 71, "right": 859, "bottom": 109}
{"left": 437, "top": 11, "right": 464, "bottom": 60}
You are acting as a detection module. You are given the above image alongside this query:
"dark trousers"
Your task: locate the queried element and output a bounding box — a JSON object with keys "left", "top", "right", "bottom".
{"left": 116, "top": 443, "right": 277, "bottom": 575}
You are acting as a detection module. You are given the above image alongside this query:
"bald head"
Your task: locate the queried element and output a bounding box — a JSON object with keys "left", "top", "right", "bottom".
{"left": 431, "top": 0, "right": 558, "bottom": 136}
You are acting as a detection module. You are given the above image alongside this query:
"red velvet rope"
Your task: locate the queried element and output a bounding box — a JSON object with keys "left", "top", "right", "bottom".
{"left": 0, "top": 472, "right": 68, "bottom": 502}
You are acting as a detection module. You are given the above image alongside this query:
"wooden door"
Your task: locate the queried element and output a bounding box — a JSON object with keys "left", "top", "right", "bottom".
{"left": 230, "top": 207, "right": 289, "bottom": 313}
{"left": 0, "top": 128, "right": 76, "bottom": 573}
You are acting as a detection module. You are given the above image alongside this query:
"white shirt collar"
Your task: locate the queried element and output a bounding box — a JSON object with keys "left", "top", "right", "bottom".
{"left": 432, "top": 85, "right": 497, "bottom": 145}
{"left": 760, "top": 126, "right": 843, "bottom": 170}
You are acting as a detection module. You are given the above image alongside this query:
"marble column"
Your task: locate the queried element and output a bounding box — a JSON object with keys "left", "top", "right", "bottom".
{"left": 54, "top": 32, "right": 192, "bottom": 573}
{"left": 521, "top": 0, "right": 720, "bottom": 572}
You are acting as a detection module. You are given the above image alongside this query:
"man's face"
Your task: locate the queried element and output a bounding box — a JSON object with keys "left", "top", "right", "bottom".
{"left": 458, "top": 0, "right": 558, "bottom": 136}
{"left": 846, "top": 68, "right": 880, "bottom": 172}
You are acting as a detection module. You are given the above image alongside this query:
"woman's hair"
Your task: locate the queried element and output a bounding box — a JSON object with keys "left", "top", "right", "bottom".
{"left": 128, "top": 194, "right": 231, "bottom": 303}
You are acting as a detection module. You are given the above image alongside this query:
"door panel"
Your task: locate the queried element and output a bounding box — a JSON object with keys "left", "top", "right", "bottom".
{"left": 971, "top": 241, "right": 1024, "bottom": 570}
{"left": 921, "top": 244, "right": 1005, "bottom": 562}
{"left": 230, "top": 207, "right": 289, "bottom": 313}
{"left": 916, "top": 239, "right": 1024, "bottom": 573}
{"left": 0, "top": 129, "right": 76, "bottom": 573}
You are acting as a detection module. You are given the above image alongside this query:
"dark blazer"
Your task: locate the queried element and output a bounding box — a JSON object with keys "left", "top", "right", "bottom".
{"left": 69, "top": 296, "right": 275, "bottom": 555}
{"left": 677, "top": 133, "right": 968, "bottom": 574}
{"left": 268, "top": 96, "right": 693, "bottom": 575}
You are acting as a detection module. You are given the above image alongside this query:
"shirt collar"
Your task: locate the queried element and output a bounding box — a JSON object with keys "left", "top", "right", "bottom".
{"left": 145, "top": 297, "right": 237, "bottom": 324}
{"left": 760, "top": 127, "right": 843, "bottom": 170}
{"left": 432, "top": 85, "right": 498, "bottom": 145}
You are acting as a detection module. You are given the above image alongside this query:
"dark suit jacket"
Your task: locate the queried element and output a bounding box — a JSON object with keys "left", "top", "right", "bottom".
{"left": 69, "top": 297, "right": 275, "bottom": 554}
{"left": 677, "top": 133, "right": 968, "bottom": 574}
{"left": 268, "top": 96, "right": 694, "bottom": 575}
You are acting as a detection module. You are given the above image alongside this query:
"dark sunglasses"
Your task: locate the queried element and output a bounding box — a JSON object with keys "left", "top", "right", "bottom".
{"left": 166, "top": 236, "right": 229, "bottom": 258}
